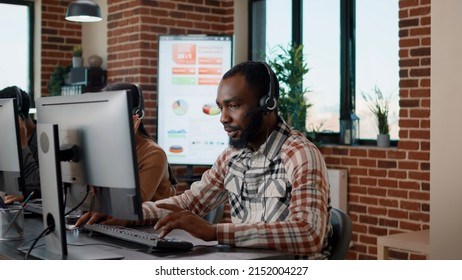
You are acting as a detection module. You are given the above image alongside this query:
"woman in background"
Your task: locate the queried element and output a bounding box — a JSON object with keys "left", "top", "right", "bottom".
{"left": 103, "top": 82, "right": 177, "bottom": 202}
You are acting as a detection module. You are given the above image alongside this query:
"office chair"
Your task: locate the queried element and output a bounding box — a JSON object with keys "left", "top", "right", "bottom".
{"left": 329, "top": 207, "right": 352, "bottom": 260}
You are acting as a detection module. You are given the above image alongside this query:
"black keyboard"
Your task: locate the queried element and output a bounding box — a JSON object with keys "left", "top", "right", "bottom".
{"left": 84, "top": 223, "right": 194, "bottom": 252}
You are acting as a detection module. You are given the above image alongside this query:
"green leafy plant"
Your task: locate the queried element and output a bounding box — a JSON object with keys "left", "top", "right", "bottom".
{"left": 48, "top": 65, "right": 71, "bottom": 96}
{"left": 267, "top": 43, "right": 311, "bottom": 133}
{"left": 361, "top": 85, "right": 390, "bottom": 135}
{"left": 306, "top": 121, "right": 326, "bottom": 146}
{"left": 72, "top": 45, "right": 83, "bottom": 57}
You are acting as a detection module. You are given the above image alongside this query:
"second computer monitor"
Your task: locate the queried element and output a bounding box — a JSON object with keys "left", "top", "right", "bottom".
{"left": 0, "top": 98, "right": 25, "bottom": 196}
{"left": 36, "top": 91, "right": 142, "bottom": 221}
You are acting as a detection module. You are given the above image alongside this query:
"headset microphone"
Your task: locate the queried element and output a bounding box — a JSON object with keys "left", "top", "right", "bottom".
{"left": 244, "top": 106, "right": 266, "bottom": 117}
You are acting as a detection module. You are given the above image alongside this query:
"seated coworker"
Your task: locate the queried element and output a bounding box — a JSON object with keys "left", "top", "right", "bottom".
{"left": 102, "top": 82, "right": 177, "bottom": 202}
{"left": 77, "top": 63, "right": 332, "bottom": 259}
{"left": 0, "top": 86, "right": 40, "bottom": 203}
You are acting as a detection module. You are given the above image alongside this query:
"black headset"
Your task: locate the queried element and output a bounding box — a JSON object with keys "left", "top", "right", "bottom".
{"left": 259, "top": 61, "right": 277, "bottom": 112}
{"left": 133, "top": 84, "right": 145, "bottom": 120}
{"left": 13, "top": 86, "right": 25, "bottom": 120}
{"left": 245, "top": 62, "right": 278, "bottom": 117}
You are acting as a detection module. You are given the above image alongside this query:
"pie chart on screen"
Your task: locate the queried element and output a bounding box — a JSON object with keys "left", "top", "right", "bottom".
{"left": 172, "top": 99, "right": 188, "bottom": 116}
{"left": 202, "top": 103, "right": 220, "bottom": 115}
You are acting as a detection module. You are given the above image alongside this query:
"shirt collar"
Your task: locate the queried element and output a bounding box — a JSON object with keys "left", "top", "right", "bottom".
{"left": 237, "top": 117, "right": 291, "bottom": 161}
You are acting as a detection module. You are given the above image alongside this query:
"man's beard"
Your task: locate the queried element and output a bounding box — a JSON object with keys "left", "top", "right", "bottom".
{"left": 229, "top": 111, "right": 263, "bottom": 149}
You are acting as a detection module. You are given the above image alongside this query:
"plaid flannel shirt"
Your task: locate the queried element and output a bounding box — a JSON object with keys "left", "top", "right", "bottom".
{"left": 141, "top": 119, "right": 332, "bottom": 258}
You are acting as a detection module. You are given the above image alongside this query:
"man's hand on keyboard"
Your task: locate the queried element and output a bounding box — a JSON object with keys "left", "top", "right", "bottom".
{"left": 75, "top": 211, "right": 129, "bottom": 227}
{"left": 154, "top": 203, "right": 217, "bottom": 242}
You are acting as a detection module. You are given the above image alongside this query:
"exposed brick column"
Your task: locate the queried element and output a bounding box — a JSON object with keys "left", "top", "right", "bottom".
{"left": 106, "top": 0, "right": 234, "bottom": 137}
{"left": 41, "top": 0, "right": 82, "bottom": 96}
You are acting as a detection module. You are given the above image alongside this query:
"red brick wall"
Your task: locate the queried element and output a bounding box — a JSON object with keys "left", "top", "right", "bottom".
{"left": 106, "top": 0, "right": 234, "bottom": 135}
{"left": 41, "top": 0, "right": 82, "bottom": 96}
{"left": 320, "top": 0, "right": 431, "bottom": 260}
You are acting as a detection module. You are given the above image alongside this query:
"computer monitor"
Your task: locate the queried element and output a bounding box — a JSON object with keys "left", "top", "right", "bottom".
{"left": 0, "top": 98, "right": 25, "bottom": 197}
{"left": 30, "top": 90, "right": 142, "bottom": 259}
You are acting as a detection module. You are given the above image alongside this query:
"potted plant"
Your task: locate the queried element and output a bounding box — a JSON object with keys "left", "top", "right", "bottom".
{"left": 267, "top": 43, "right": 311, "bottom": 134}
{"left": 48, "top": 65, "right": 71, "bottom": 96}
{"left": 72, "top": 45, "right": 83, "bottom": 68}
{"left": 361, "top": 85, "right": 390, "bottom": 147}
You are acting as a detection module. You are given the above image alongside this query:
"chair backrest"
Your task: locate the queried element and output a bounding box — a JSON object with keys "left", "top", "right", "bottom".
{"left": 329, "top": 207, "right": 352, "bottom": 260}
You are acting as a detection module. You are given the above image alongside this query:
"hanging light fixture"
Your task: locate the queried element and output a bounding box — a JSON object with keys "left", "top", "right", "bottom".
{"left": 65, "top": 0, "right": 102, "bottom": 22}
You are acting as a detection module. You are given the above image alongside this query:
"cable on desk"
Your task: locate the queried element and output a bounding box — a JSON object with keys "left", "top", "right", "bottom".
{"left": 24, "top": 224, "right": 53, "bottom": 260}
{"left": 17, "top": 234, "right": 46, "bottom": 249}
{"left": 20, "top": 186, "right": 91, "bottom": 259}
{"left": 68, "top": 242, "right": 139, "bottom": 251}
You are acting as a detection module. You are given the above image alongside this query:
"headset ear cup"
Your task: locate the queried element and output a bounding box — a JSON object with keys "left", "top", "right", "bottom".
{"left": 260, "top": 62, "right": 277, "bottom": 112}
{"left": 268, "top": 97, "right": 277, "bottom": 111}
{"left": 14, "top": 86, "right": 24, "bottom": 119}
{"left": 134, "top": 84, "right": 145, "bottom": 119}
{"left": 259, "top": 95, "right": 268, "bottom": 108}
{"left": 259, "top": 95, "right": 277, "bottom": 112}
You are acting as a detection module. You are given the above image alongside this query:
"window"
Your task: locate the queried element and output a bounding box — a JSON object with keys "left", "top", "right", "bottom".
{"left": 0, "top": 1, "right": 34, "bottom": 103}
{"left": 249, "top": 0, "right": 399, "bottom": 143}
{"left": 250, "top": 0, "right": 292, "bottom": 61}
{"left": 355, "top": 0, "right": 399, "bottom": 140}
{"left": 303, "top": 0, "right": 340, "bottom": 133}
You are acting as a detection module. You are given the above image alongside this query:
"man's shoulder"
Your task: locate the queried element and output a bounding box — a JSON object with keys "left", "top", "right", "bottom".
{"left": 285, "top": 130, "right": 314, "bottom": 146}
{"left": 279, "top": 130, "right": 321, "bottom": 158}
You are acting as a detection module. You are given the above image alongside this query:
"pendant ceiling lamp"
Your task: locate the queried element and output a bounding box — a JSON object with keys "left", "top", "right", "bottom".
{"left": 65, "top": 0, "right": 102, "bottom": 22}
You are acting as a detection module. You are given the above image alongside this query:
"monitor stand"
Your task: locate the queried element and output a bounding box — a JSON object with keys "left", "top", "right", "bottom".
{"left": 23, "top": 123, "right": 123, "bottom": 260}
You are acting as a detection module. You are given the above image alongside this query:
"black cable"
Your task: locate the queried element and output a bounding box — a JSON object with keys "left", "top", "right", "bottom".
{"left": 75, "top": 190, "right": 96, "bottom": 229}
{"left": 63, "top": 182, "right": 70, "bottom": 211}
{"left": 68, "top": 242, "right": 127, "bottom": 250}
{"left": 64, "top": 185, "right": 90, "bottom": 216}
{"left": 24, "top": 224, "right": 53, "bottom": 260}
{"left": 261, "top": 126, "right": 271, "bottom": 223}
{"left": 23, "top": 186, "right": 90, "bottom": 259}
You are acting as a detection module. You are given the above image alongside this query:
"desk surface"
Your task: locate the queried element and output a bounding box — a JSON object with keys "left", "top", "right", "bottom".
{"left": 0, "top": 214, "right": 293, "bottom": 260}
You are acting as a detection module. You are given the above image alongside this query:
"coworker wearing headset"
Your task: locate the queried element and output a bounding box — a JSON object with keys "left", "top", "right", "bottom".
{"left": 79, "top": 62, "right": 332, "bottom": 259}
{"left": 102, "top": 82, "right": 177, "bottom": 202}
{"left": 0, "top": 86, "right": 40, "bottom": 203}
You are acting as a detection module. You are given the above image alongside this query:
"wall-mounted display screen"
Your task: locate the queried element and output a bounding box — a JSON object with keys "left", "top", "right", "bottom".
{"left": 157, "top": 35, "right": 233, "bottom": 166}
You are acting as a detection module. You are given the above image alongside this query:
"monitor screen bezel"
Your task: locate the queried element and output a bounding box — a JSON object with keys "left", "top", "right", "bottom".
{"left": 0, "top": 98, "right": 25, "bottom": 196}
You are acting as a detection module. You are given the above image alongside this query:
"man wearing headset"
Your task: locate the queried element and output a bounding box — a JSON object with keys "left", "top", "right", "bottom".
{"left": 0, "top": 86, "right": 40, "bottom": 203}
{"left": 80, "top": 62, "right": 332, "bottom": 259}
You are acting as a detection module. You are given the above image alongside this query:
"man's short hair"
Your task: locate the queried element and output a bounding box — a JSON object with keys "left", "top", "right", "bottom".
{"left": 222, "top": 61, "right": 280, "bottom": 100}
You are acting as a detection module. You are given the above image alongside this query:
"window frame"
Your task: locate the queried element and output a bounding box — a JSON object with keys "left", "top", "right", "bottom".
{"left": 248, "top": 0, "right": 399, "bottom": 146}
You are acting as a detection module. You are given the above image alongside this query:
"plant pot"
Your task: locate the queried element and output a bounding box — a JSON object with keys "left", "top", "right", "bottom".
{"left": 72, "top": 57, "right": 83, "bottom": 68}
{"left": 377, "top": 134, "right": 390, "bottom": 147}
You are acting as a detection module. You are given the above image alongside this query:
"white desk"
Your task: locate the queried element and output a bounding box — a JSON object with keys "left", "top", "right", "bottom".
{"left": 0, "top": 215, "right": 293, "bottom": 260}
